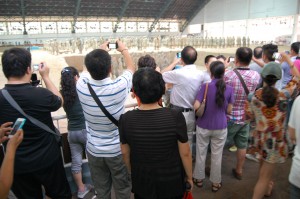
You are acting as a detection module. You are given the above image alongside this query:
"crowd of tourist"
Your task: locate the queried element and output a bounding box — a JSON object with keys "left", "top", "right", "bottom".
{"left": 0, "top": 40, "right": 299, "bottom": 199}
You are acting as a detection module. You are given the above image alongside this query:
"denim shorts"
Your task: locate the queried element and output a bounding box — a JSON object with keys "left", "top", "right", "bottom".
{"left": 227, "top": 121, "right": 250, "bottom": 149}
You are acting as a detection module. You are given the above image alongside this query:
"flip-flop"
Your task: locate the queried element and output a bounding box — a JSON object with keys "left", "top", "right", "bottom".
{"left": 212, "top": 182, "right": 222, "bottom": 192}
{"left": 192, "top": 178, "right": 203, "bottom": 188}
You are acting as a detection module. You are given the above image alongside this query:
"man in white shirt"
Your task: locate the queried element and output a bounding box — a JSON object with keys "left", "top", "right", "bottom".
{"left": 77, "top": 41, "right": 134, "bottom": 199}
{"left": 288, "top": 95, "right": 300, "bottom": 199}
{"left": 203, "top": 55, "right": 217, "bottom": 83}
{"left": 162, "top": 46, "right": 205, "bottom": 153}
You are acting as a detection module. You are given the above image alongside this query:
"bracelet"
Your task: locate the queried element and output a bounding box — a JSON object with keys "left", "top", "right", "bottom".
{"left": 121, "top": 49, "right": 128, "bottom": 54}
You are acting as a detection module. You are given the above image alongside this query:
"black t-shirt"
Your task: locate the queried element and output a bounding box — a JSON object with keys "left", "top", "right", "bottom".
{"left": 0, "top": 83, "right": 62, "bottom": 174}
{"left": 119, "top": 108, "right": 188, "bottom": 199}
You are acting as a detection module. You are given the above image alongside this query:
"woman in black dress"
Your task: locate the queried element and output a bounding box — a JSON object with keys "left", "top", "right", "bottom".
{"left": 119, "top": 68, "right": 193, "bottom": 199}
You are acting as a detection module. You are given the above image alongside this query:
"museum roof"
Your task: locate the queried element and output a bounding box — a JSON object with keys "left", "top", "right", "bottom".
{"left": 0, "top": 0, "right": 210, "bottom": 32}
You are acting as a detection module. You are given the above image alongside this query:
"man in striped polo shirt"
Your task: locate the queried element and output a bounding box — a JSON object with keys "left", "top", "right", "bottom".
{"left": 77, "top": 40, "right": 135, "bottom": 198}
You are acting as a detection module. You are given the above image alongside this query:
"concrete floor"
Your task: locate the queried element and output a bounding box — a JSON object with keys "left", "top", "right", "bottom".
{"left": 78, "top": 149, "right": 292, "bottom": 199}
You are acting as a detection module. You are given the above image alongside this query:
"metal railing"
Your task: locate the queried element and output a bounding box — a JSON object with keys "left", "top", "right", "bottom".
{"left": 52, "top": 102, "right": 138, "bottom": 131}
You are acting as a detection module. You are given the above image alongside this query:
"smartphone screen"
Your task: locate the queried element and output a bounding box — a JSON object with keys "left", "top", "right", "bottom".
{"left": 108, "top": 43, "right": 117, "bottom": 49}
{"left": 176, "top": 52, "right": 181, "bottom": 58}
{"left": 229, "top": 58, "right": 235, "bottom": 62}
{"left": 9, "top": 118, "right": 26, "bottom": 138}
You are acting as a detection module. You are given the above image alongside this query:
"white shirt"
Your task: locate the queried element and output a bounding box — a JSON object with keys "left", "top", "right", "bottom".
{"left": 162, "top": 64, "right": 205, "bottom": 108}
{"left": 289, "top": 96, "right": 300, "bottom": 188}
{"left": 76, "top": 70, "right": 132, "bottom": 157}
{"left": 203, "top": 70, "right": 211, "bottom": 83}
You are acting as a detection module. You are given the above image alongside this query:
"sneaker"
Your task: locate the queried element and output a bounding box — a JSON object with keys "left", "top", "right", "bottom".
{"left": 246, "top": 153, "right": 259, "bottom": 163}
{"left": 77, "top": 184, "right": 93, "bottom": 199}
{"left": 228, "top": 145, "right": 237, "bottom": 152}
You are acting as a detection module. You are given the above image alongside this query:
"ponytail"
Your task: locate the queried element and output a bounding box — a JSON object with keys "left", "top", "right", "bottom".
{"left": 215, "top": 79, "right": 226, "bottom": 107}
{"left": 261, "top": 75, "right": 279, "bottom": 108}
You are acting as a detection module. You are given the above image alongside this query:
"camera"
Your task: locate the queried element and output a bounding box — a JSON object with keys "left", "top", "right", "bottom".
{"left": 32, "top": 64, "right": 39, "bottom": 71}
{"left": 176, "top": 52, "right": 181, "bottom": 58}
{"left": 108, "top": 42, "right": 118, "bottom": 49}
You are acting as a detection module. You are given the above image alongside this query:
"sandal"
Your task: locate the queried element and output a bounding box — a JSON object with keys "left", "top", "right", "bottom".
{"left": 264, "top": 181, "right": 274, "bottom": 197}
{"left": 192, "top": 178, "right": 203, "bottom": 188}
{"left": 212, "top": 182, "right": 222, "bottom": 192}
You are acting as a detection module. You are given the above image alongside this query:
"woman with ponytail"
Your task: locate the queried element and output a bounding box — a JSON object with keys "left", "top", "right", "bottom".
{"left": 60, "top": 66, "right": 92, "bottom": 198}
{"left": 245, "top": 58, "right": 300, "bottom": 199}
{"left": 193, "top": 61, "right": 234, "bottom": 192}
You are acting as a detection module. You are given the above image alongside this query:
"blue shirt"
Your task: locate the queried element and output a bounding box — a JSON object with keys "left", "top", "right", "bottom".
{"left": 196, "top": 79, "right": 234, "bottom": 130}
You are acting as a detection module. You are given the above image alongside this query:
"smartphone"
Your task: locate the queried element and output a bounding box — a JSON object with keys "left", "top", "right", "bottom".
{"left": 108, "top": 42, "right": 118, "bottom": 49}
{"left": 176, "top": 52, "right": 181, "bottom": 58}
{"left": 229, "top": 57, "right": 235, "bottom": 62}
{"left": 272, "top": 52, "right": 281, "bottom": 60}
{"left": 9, "top": 118, "right": 26, "bottom": 138}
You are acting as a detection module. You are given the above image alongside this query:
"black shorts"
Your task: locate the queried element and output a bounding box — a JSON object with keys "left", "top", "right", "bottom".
{"left": 11, "top": 156, "right": 71, "bottom": 199}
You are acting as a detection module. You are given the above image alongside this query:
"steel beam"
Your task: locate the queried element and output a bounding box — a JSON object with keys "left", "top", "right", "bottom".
{"left": 20, "top": 0, "right": 28, "bottom": 34}
{"left": 180, "top": 0, "right": 211, "bottom": 32}
{"left": 72, "top": 0, "right": 82, "bottom": 33}
{"left": 113, "top": 0, "right": 132, "bottom": 33}
{"left": 148, "top": 0, "right": 175, "bottom": 32}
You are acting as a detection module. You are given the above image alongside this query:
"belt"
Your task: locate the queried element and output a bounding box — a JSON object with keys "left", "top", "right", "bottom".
{"left": 170, "top": 104, "right": 193, "bottom": 112}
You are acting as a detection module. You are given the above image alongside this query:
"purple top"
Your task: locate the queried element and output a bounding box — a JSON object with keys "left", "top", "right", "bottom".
{"left": 196, "top": 79, "right": 234, "bottom": 130}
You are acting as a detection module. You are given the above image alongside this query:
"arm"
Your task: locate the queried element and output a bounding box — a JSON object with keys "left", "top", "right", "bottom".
{"left": 252, "top": 56, "right": 264, "bottom": 68}
{"left": 0, "top": 130, "right": 23, "bottom": 199}
{"left": 280, "top": 53, "right": 300, "bottom": 78}
{"left": 288, "top": 126, "right": 296, "bottom": 145}
{"left": 117, "top": 40, "right": 135, "bottom": 74}
{"left": 178, "top": 141, "right": 193, "bottom": 190}
{"left": 39, "top": 62, "right": 64, "bottom": 107}
{"left": 227, "top": 104, "right": 233, "bottom": 114}
{"left": 120, "top": 144, "right": 131, "bottom": 173}
{"left": 161, "top": 58, "right": 181, "bottom": 73}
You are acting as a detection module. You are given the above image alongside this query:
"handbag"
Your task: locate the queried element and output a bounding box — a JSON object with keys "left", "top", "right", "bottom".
{"left": 87, "top": 82, "right": 118, "bottom": 126}
{"left": 1, "top": 89, "right": 62, "bottom": 143}
{"left": 195, "top": 83, "right": 209, "bottom": 118}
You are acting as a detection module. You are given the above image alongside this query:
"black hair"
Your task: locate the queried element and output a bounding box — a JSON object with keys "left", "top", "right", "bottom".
{"left": 262, "top": 44, "right": 278, "bottom": 61}
{"left": 204, "top": 55, "right": 215, "bottom": 64}
{"left": 210, "top": 61, "right": 226, "bottom": 107}
{"left": 216, "top": 55, "right": 226, "bottom": 62}
{"left": 253, "top": 46, "right": 263, "bottom": 59}
{"left": 181, "top": 46, "right": 197, "bottom": 65}
{"left": 138, "top": 54, "right": 157, "bottom": 70}
{"left": 236, "top": 47, "right": 253, "bottom": 65}
{"left": 291, "top": 42, "right": 300, "bottom": 54}
{"left": 1, "top": 47, "right": 31, "bottom": 79}
{"left": 262, "top": 75, "right": 279, "bottom": 108}
{"left": 60, "top": 66, "right": 79, "bottom": 111}
{"left": 133, "top": 68, "right": 165, "bottom": 104}
{"left": 84, "top": 49, "right": 111, "bottom": 80}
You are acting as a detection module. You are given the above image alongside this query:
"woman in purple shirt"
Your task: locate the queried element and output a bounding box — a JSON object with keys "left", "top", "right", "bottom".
{"left": 193, "top": 61, "right": 234, "bottom": 192}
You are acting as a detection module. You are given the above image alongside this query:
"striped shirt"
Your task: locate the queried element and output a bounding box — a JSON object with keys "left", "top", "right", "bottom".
{"left": 224, "top": 68, "right": 260, "bottom": 124}
{"left": 76, "top": 70, "right": 133, "bottom": 157}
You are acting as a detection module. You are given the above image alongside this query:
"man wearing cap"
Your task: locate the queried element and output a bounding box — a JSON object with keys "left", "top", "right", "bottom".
{"left": 224, "top": 47, "right": 260, "bottom": 180}
{"left": 162, "top": 46, "right": 206, "bottom": 155}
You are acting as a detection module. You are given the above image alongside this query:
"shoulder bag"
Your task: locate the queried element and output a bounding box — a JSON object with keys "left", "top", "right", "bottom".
{"left": 87, "top": 83, "right": 118, "bottom": 126}
{"left": 1, "top": 89, "right": 62, "bottom": 143}
{"left": 195, "top": 83, "right": 209, "bottom": 118}
{"left": 233, "top": 69, "right": 249, "bottom": 95}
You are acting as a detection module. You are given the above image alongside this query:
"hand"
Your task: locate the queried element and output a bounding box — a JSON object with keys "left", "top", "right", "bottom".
{"left": 39, "top": 62, "right": 50, "bottom": 79}
{"left": 0, "top": 122, "right": 13, "bottom": 143}
{"left": 279, "top": 52, "right": 291, "bottom": 63}
{"left": 99, "top": 41, "right": 109, "bottom": 51}
{"left": 116, "top": 40, "right": 128, "bottom": 53}
{"left": 7, "top": 130, "right": 23, "bottom": 151}
{"left": 186, "top": 179, "right": 193, "bottom": 190}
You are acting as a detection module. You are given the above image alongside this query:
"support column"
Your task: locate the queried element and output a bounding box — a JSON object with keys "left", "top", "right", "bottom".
{"left": 291, "top": 0, "right": 300, "bottom": 43}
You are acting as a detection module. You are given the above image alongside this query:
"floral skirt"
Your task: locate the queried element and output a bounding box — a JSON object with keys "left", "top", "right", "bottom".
{"left": 253, "top": 130, "right": 288, "bottom": 163}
